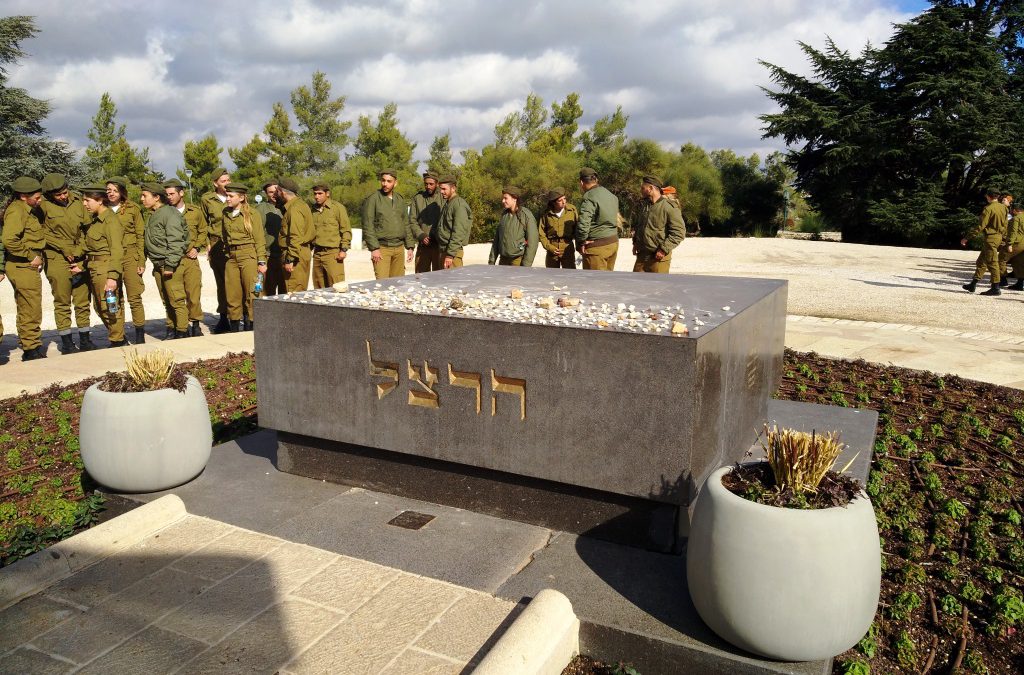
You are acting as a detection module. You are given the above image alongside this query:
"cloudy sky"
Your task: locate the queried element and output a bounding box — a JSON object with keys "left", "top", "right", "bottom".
{"left": 7, "top": 0, "right": 928, "bottom": 176}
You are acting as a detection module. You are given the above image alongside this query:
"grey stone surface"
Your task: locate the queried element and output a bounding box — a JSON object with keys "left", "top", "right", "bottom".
{"left": 414, "top": 594, "right": 522, "bottom": 663}
{"left": 257, "top": 267, "right": 787, "bottom": 505}
{"left": 268, "top": 489, "right": 551, "bottom": 593}
{"left": 0, "top": 648, "right": 74, "bottom": 674}
{"left": 0, "top": 595, "right": 80, "bottom": 654}
{"left": 74, "top": 626, "right": 206, "bottom": 675}
{"left": 169, "top": 529, "right": 281, "bottom": 582}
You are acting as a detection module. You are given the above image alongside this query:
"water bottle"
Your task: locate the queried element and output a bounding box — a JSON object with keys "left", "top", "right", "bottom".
{"left": 253, "top": 271, "right": 264, "bottom": 295}
{"left": 104, "top": 289, "right": 119, "bottom": 314}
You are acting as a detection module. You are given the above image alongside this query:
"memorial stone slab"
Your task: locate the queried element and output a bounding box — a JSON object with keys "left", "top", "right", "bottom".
{"left": 255, "top": 267, "right": 787, "bottom": 507}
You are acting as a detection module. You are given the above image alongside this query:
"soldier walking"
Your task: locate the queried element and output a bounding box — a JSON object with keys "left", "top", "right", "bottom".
{"left": 538, "top": 188, "right": 577, "bottom": 269}
{"left": 575, "top": 168, "right": 620, "bottom": 270}
{"left": 1005, "top": 203, "right": 1024, "bottom": 291}
{"left": 105, "top": 176, "right": 147, "bottom": 342}
{"left": 632, "top": 175, "right": 686, "bottom": 273}
{"left": 310, "top": 183, "right": 352, "bottom": 288}
{"left": 163, "top": 179, "right": 206, "bottom": 336}
{"left": 961, "top": 188, "right": 1008, "bottom": 296}
{"left": 362, "top": 169, "right": 414, "bottom": 279}
{"left": 2, "top": 177, "right": 47, "bottom": 360}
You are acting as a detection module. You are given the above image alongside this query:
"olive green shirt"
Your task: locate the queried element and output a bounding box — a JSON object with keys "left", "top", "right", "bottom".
{"left": 409, "top": 189, "right": 444, "bottom": 244}
{"left": 200, "top": 191, "right": 229, "bottom": 243}
{"left": 312, "top": 198, "right": 353, "bottom": 250}
{"left": 2, "top": 200, "right": 46, "bottom": 260}
{"left": 255, "top": 201, "right": 282, "bottom": 257}
{"left": 489, "top": 208, "right": 539, "bottom": 266}
{"left": 633, "top": 196, "right": 686, "bottom": 255}
{"left": 176, "top": 203, "right": 208, "bottom": 252}
{"left": 362, "top": 190, "right": 414, "bottom": 250}
{"left": 0, "top": 234, "right": 5, "bottom": 274}
{"left": 223, "top": 207, "right": 267, "bottom": 261}
{"left": 1004, "top": 213, "right": 1023, "bottom": 250}
{"left": 112, "top": 200, "right": 146, "bottom": 262}
{"left": 970, "top": 201, "right": 1008, "bottom": 243}
{"left": 40, "top": 194, "right": 88, "bottom": 259}
{"left": 278, "top": 197, "right": 314, "bottom": 263}
{"left": 86, "top": 208, "right": 124, "bottom": 281}
{"left": 576, "top": 184, "right": 619, "bottom": 247}
{"left": 432, "top": 195, "right": 473, "bottom": 258}
{"left": 144, "top": 204, "right": 190, "bottom": 271}
{"left": 538, "top": 204, "right": 578, "bottom": 254}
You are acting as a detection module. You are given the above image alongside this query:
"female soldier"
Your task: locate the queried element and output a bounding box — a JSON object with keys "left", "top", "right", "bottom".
{"left": 537, "top": 187, "right": 578, "bottom": 268}
{"left": 81, "top": 184, "right": 127, "bottom": 347}
{"left": 488, "top": 185, "right": 538, "bottom": 267}
{"left": 221, "top": 183, "right": 266, "bottom": 332}
{"left": 105, "top": 176, "right": 146, "bottom": 342}
{"left": 1, "top": 177, "right": 47, "bottom": 360}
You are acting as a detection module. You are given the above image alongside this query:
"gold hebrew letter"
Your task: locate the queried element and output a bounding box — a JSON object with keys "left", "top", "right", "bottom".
{"left": 408, "top": 360, "right": 440, "bottom": 408}
{"left": 448, "top": 364, "right": 482, "bottom": 414}
{"left": 366, "top": 340, "right": 399, "bottom": 399}
{"left": 490, "top": 370, "right": 526, "bottom": 420}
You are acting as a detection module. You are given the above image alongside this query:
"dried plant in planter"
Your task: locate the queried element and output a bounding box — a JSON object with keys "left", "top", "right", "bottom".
{"left": 723, "top": 424, "right": 862, "bottom": 509}
{"left": 99, "top": 348, "right": 188, "bottom": 393}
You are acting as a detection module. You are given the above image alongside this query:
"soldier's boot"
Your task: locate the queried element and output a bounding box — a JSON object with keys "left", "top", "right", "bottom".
{"left": 981, "top": 284, "right": 1002, "bottom": 296}
{"left": 213, "top": 314, "right": 230, "bottom": 334}
{"left": 78, "top": 331, "right": 97, "bottom": 352}
{"left": 22, "top": 346, "right": 46, "bottom": 362}
{"left": 243, "top": 319, "right": 253, "bottom": 332}
{"left": 1012, "top": 279, "right": 1024, "bottom": 291}
{"left": 962, "top": 279, "right": 977, "bottom": 293}
{"left": 999, "top": 278, "right": 1008, "bottom": 287}
{"left": 109, "top": 340, "right": 128, "bottom": 348}
{"left": 165, "top": 329, "right": 179, "bottom": 340}
{"left": 174, "top": 330, "right": 189, "bottom": 339}
{"left": 134, "top": 325, "right": 146, "bottom": 344}
{"left": 229, "top": 320, "right": 241, "bottom": 332}
{"left": 60, "top": 334, "right": 79, "bottom": 354}
{"left": 190, "top": 320, "right": 202, "bottom": 337}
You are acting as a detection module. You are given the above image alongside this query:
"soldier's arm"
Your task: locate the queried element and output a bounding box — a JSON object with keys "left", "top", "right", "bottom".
{"left": 448, "top": 201, "right": 472, "bottom": 257}
{"left": 576, "top": 196, "right": 596, "bottom": 246}
{"left": 2, "top": 208, "right": 30, "bottom": 259}
{"left": 107, "top": 217, "right": 124, "bottom": 280}
{"left": 522, "top": 210, "right": 539, "bottom": 267}
{"left": 253, "top": 208, "right": 267, "bottom": 261}
{"left": 661, "top": 203, "right": 686, "bottom": 253}
{"left": 163, "top": 210, "right": 189, "bottom": 270}
{"left": 361, "top": 195, "right": 380, "bottom": 251}
{"left": 131, "top": 207, "right": 145, "bottom": 262}
{"left": 0, "top": 233, "right": 5, "bottom": 274}
{"left": 537, "top": 215, "right": 555, "bottom": 253}
{"left": 337, "top": 204, "right": 352, "bottom": 250}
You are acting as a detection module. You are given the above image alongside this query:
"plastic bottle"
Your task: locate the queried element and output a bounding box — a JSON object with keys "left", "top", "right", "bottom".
{"left": 104, "top": 289, "right": 119, "bottom": 314}
{"left": 253, "top": 271, "right": 264, "bottom": 295}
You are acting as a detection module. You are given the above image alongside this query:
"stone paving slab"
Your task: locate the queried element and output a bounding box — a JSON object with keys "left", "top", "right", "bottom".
{"left": 0, "top": 515, "right": 520, "bottom": 675}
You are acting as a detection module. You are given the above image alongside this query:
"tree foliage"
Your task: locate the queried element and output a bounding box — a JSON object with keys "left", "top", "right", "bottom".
{"left": 176, "top": 134, "right": 223, "bottom": 197}
{"left": 82, "top": 93, "right": 158, "bottom": 183}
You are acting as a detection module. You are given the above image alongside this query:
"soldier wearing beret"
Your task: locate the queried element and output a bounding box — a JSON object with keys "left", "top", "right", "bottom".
{"left": 276, "top": 177, "right": 314, "bottom": 292}
{"left": 632, "top": 175, "right": 686, "bottom": 273}
{"left": 39, "top": 173, "right": 94, "bottom": 353}
{"left": 538, "top": 187, "right": 578, "bottom": 268}
{"left": 488, "top": 186, "right": 538, "bottom": 267}
{"left": 1005, "top": 202, "right": 1024, "bottom": 291}
{"left": 431, "top": 175, "right": 472, "bottom": 269}
{"left": 141, "top": 183, "right": 190, "bottom": 339}
{"left": 200, "top": 168, "right": 232, "bottom": 332}
{"left": 255, "top": 180, "right": 285, "bottom": 296}
{"left": 576, "top": 168, "right": 621, "bottom": 271}
{"left": 221, "top": 183, "right": 267, "bottom": 331}
{"left": 310, "top": 182, "right": 352, "bottom": 288}
{"left": 409, "top": 171, "right": 444, "bottom": 273}
{"left": 362, "top": 168, "right": 414, "bottom": 279}
{"left": 2, "top": 177, "right": 47, "bottom": 359}
{"left": 163, "top": 179, "right": 206, "bottom": 336}
{"left": 105, "top": 176, "right": 147, "bottom": 342}
{"left": 961, "top": 188, "right": 1008, "bottom": 295}
{"left": 80, "top": 184, "right": 127, "bottom": 347}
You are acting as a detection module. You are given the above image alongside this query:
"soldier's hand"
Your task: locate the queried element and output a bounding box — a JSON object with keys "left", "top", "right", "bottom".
{"left": 654, "top": 250, "right": 666, "bottom": 261}
{"left": 423, "top": 236, "right": 431, "bottom": 245}
{"left": 444, "top": 256, "right": 454, "bottom": 269}
{"left": 258, "top": 263, "right": 268, "bottom": 274}
{"left": 336, "top": 251, "right": 346, "bottom": 262}
{"left": 30, "top": 256, "right": 43, "bottom": 269}
{"left": 66, "top": 254, "right": 76, "bottom": 263}
{"left": 283, "top": 262, "right": 295, "bottom": 273}
{"left": 137, "top": 266, "right": 144, "bottom": 276}
{"left": 162, "top": 269, "right": 173, "bottom": 278}
{"left": 370, "top": 249, "right": 382, "bottom": 263}
{"left": 104, "top": 279, "right": 116, "bottom": 292}
{"left": 188, "top": 248, "right": 198, "bottom": 259}
{"left": 0, "top": 273, "right": 5, "bottom": 283}
{"left": 406, "top": 249, "right": 413, "bottom": 263}
{"left": 632, "top": 245, "right": 638, "bottom": 256}
{"left": 960, "top": 238, "right": 968, "bottom": 247}
{"left": 70, "top": 265, "right": 82, "bottom": 274}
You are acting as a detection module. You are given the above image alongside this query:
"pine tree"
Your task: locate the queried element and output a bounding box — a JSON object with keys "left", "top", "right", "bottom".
{"left": 291, "top": 70, "right": 351, "bottom": 174}
{"left": 177, "top": 134, "right": 223, "bottom": 197}
{"left": 82, "top": 92, "right": 157, "bottom": 182}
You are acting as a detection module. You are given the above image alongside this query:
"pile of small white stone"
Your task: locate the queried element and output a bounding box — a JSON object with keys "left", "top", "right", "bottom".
{"left": 269, "top": 281, "right": 730, "bottom": 336}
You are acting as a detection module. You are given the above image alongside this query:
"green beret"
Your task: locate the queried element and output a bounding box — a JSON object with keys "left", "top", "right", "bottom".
{"left": 502, "top": 185, "right": 523, "bottom": 200}
{"left": 579, "top": 167, "right": 598, "bottom": 181}
{"left": 41, "top": 173, "right": 68, "bottom": 193}
{"left": 212, "top": 167, "right": 229, "bottom": 181}
{"left": 546, "top": 187, "right": 566, "bottom": 202}
{"left": 163, "top": 178, "right": 186, "bottom": 189}
{"left": 437, "top": 174, "right": 457, "bottom": 186}
{"left": 642, "top": 175, "right": 664, "bottom": 189}
{"left": 105, "top": 176, "right": 128, "bottom": 189}
{"left": 225, "top": 182, "right": 249, "bottom": 194}
{"left": 141, "top": 182, "right": 167, "bottom": 197}
{"left": 11, "top": 176, "right": 42, "bottom": 194}
{"left": 423, "top": 170, "right": 438, "bottom": 180}
{"left": 81, "top": 184, "right": 108, "bottom": 196}
{"left": 379, "top": 168, "right": 398, "bottom": 178}
{"left": 278, "top": 177, "right": 300, "bottom": 194}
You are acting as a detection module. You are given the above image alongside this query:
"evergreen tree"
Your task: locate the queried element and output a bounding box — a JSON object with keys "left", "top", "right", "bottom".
{"left": 428, "top": 132, "right": 454, "bottom": 174}
{"left": 228, "top": 135, "right": 271, "bottom": 190}
{"left": 262, "top": 102, "right": 303, "bottom": 178}
{"left": 177, "top": 134, "right": 223, "bottom": 198}
{"left": 291, "top": 70, "right": 351, "bottom": 174}
{"left": 351, "top": 102, "right": 417, "bottom": 175}
{"left": 82, "top": 92, "right": 156, "bottom": 182}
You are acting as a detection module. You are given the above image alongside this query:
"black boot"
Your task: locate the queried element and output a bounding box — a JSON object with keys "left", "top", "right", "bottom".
{"left": 190, "top": 320, "right": 202, "bottom": 337}
{"left": 78, "top": 331, "right": 97, "bottom": 352}
{"left": 213, "top": 314, "right": 230, "bottom": 334}
{"left": 134, "top": 325, "right": 146, "bottom": 344}
{"left": 999, "top": 277, "right": 1009, "bottom": 287}
{"left": 981, "top": 283, "right": 1002, "bottom": 296}
{"left": 962, "top": 279, "right": 977, "bottom": 293}
{"left": 1012, "top": 278, "right": 1024, "bottom": 291}
{"left": 109, "top": 339, "right": 128, "bottom": 348}
{"left": 229, "top": 320, "right": 241, "bottom": 333}
{"left": 165, "top": 329, "right": 179, "bottom": 340}
{"left": 60, "top": 334, "right": 79, "bottom": 354}
{"left": 174, "top": 330, "right": 189, "bottom": 339}
{"left": 21, "top": 346, "right": 46, "bottom": 361}
{"left": 243, "top": 319, "right": 253, "bottom": 332}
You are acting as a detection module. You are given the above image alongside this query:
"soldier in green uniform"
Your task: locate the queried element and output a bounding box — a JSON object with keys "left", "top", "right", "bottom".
{"left": 576, "top": 168, "right": 620, "bottom": 271}
{"left": 276, "top": 177, "right": 314, "bottom": 292}
{"left": 538, "top": 187, "right": 577, "bottom": 269}
{"left": 200, "top": 168, "right": 231, "bottom": 332}
{"left": 310, "top": 183, "right": 352, "bottom": 288}
{"left": 255, "top": 181, "right": 285, "bottom": 296}
{"left": 362, "top": 168, "right": 414, "bottom": 279}
{"left": 961, "top": 188, "right": 1008, "bottom": 296}
{"left": 409, "top": 171, "right": 444, "bottom": 273}
{"left": 1005, "top": 203, "right": 1024, "bottom": 291}
{"left": 163, "top": 179, "right": 206, "bottom": 336}
{"left": 2, "top": 177, "right": 47, "bottom": 360}
{"left": 488, "top": 186, "right": 538, "bottom": 267}
{"left": 632, "top": 175, "right": 686, "bottom": 273}
{"left": 141, "top": 183, "right": 190, "bottom": 339}
{"left": 998, "top": 194, "right": 1015, "bottom": 287}
{"left": 80, "top": 185, "right": 126, "bottom": 347}
{"left": 431, "top": 175, "right": 472, "bottom": 269}
{"left": 221, "top": 183, "right": 267, "bottom": 331}
{"left": 39, "top": 173, "right": 95, "bottom": 353}
{"left": 105, "top": 176, "right": 146, "bottom": 342}
{"left": 0, "top": 233, "right": 5, "bottom": 345}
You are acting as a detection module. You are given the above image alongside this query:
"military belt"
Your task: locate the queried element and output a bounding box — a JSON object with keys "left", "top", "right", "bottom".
{"left": 588, "top": 235, "right": 618, "bottom": 247}
{"left": 6, "top": 253, "right": 36, "bottom": 263}
{"left": 313, "top": 244, "right": 339, "bottom": 252}
{"left": 88, "top": 254, "right": 110, "bottom": 262}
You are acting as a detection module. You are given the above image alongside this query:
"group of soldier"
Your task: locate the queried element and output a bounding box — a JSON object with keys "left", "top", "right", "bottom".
{"left": 961, "top": 189, "right": 1023, "bottom": 296}
{"left": 0, "top": 163, "right": 686, "bottom": 362}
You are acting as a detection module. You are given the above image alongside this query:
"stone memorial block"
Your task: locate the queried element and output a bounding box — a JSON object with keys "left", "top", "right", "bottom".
{"left": 255, "top": 267, "right": 787, "bottom": 506}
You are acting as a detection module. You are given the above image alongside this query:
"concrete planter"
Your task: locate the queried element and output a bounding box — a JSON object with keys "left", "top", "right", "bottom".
{"left": 686, "top": 465, "right": 880, "bottom": 662}
{"left": 79, "top": 375, "right": 213, "bottom": 492}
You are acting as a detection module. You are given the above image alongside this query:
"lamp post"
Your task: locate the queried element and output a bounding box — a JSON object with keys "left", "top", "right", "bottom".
{"left": 184, "top": 169, "right": 193, "bottom": 203}
{"left": 782, "top": 189, "right": 790, "bottom": 231}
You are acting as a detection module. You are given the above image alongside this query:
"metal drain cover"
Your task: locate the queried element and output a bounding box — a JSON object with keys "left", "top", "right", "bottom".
{"left": 387, "top": 511, "right": 436, "bottom": 530}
